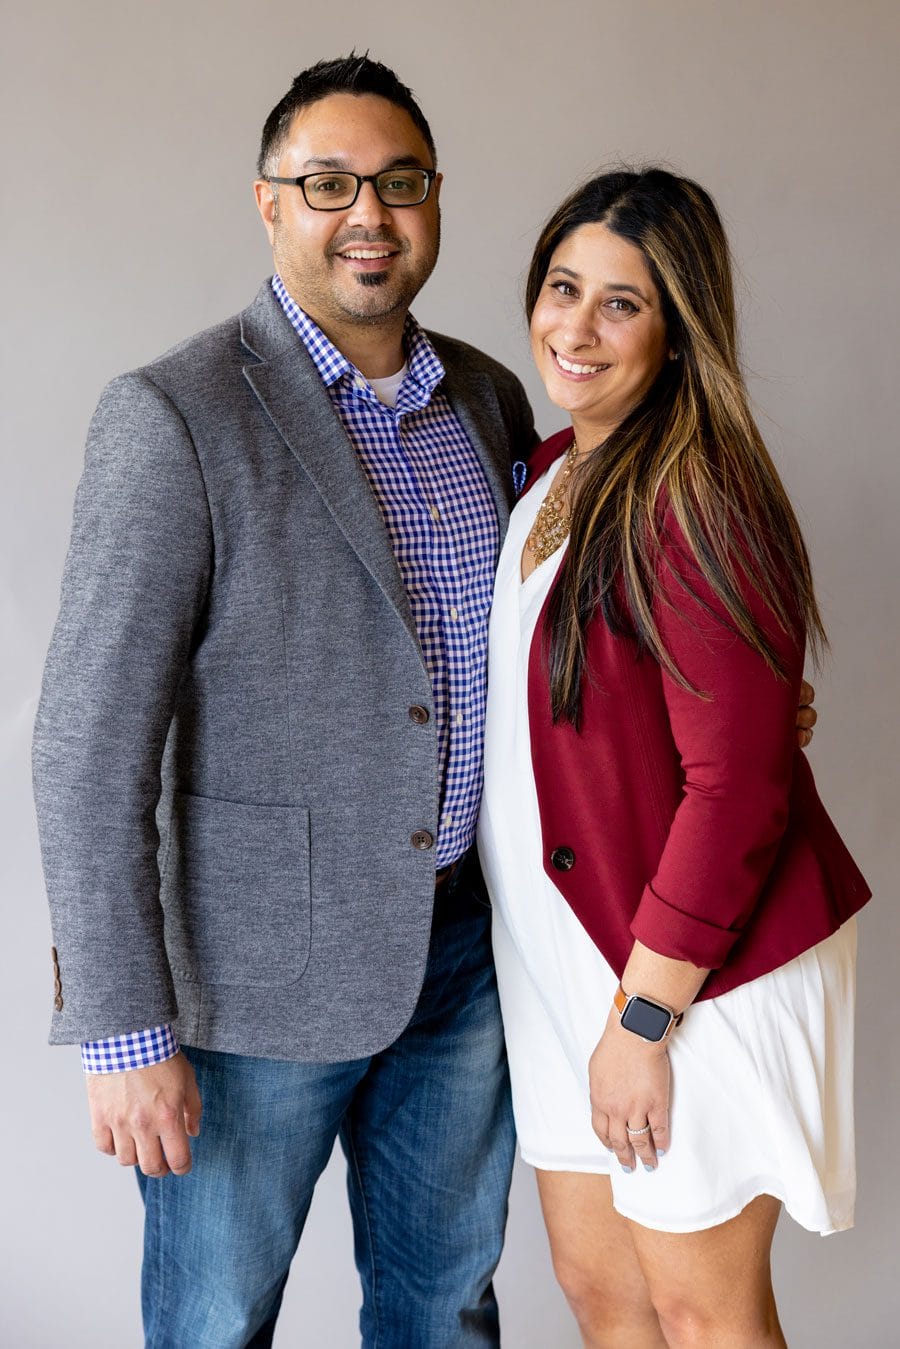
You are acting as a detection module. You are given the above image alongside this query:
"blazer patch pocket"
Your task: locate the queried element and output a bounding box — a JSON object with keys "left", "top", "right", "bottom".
{"left": 163, "top": 792, "right": 312, "bottom": 987}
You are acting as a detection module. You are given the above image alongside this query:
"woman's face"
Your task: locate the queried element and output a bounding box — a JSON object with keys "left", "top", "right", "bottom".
{"left": 529, "top": 222, "right": 672, "bottom": 445}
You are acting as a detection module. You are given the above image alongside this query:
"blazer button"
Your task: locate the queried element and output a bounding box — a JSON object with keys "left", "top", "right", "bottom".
{"left": 411, "top": 830, "right": 435, "bottom": 851}
{"left": 550, "top": 846, "right": 576, "bottom": 871}
{"left": 408, "top": 705, "right": 430, "bottom": 724}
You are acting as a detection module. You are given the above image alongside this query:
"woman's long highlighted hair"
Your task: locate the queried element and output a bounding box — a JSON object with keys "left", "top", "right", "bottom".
{"left": 525, "top": 168, "right": 826, "bottom": 726}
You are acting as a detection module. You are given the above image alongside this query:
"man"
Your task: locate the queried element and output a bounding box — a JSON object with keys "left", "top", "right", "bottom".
{"left": 34, "top": 54, "right": 534, "bottom": 1348}
{"left": 33, "top": 53, "right": 816, "bottom": 1349}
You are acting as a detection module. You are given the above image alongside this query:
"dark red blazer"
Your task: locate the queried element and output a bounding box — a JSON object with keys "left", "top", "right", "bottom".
{"left": 522, "top": 430, "right": 870, "bottom": 1000}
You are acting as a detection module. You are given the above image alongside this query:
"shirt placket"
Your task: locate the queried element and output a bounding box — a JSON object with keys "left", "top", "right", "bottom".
{"left": 412, "top": 425, "right": 472, "bottom": 858}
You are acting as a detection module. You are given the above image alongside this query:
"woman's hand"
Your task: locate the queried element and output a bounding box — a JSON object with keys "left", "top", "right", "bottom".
{"left": 588, "top": 1012, "right": 670, "bottom": 1172}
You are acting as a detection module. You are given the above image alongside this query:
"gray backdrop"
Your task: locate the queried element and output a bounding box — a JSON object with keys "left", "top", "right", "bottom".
{"left": 3, "top": 1, "right": 898, "bottom": 1344}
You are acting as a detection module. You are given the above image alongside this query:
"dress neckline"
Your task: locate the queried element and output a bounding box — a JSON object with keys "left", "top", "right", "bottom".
{"left": 519, "top": 454, "right": 569, "bottom": 585}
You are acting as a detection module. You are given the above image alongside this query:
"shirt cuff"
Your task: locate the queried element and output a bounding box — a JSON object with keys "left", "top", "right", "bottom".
{"left": 81, "top": 1024, "right": 179, "bottom": 1074}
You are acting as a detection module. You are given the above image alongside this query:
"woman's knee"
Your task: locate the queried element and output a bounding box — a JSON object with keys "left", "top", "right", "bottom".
{"left": 552, "top": 1251, "right": 661, "bottom": 1342}
{"left": 650, "top": 1286, "right": 781, "bottom": 1348}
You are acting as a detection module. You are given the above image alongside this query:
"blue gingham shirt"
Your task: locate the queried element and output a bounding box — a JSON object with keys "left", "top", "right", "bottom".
{"left": 82, "top": 275, "right": 500, "bottom": 1072}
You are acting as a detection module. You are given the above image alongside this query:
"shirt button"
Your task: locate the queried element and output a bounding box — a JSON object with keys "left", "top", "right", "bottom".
{"left": 443, "top": 814, "right": 454, "bottom": 825}
{"left": 411, "top": 830, "right": 435, "bottom": 851}
{"left": 449, "top": 607, "right": 459, "bottom": 620}
{"left": 353, "top": 374, "right": 367, "bottom": 390}
{"left": 550, "top": 846, "right": 576, "bottom": 872}
{"left": 409, "top": 705, "right": 430, "bottom": 724}
{"left": 455, "top": 712, "right": 464, "bottom": 726}
{"left": 430, "top": 505, "right": 441, "bottom": 522}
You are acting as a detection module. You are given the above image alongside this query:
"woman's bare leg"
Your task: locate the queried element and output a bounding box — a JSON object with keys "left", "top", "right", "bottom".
{"left": 627, "top": 1193, "right": 785, "bottom": 1348}
{"left": 537, "top": 1170, "right": 784, "bottom": 1349}
{"left": 536, "top": 1169, "right": 667, "bottom": 1348}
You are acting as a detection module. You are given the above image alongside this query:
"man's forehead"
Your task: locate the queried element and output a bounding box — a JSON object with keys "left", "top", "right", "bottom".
{"left": 282, "top": 93, "right": 431, "bottom": 165}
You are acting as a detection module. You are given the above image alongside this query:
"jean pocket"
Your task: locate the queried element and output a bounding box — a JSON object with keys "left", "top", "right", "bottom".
{"left": 162, "top": 792, "right": 311, "bottom": 986}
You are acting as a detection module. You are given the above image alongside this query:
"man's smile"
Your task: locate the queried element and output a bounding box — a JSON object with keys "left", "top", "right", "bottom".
{"left": 331, "top": 237, "right": 403, "bottom": 274}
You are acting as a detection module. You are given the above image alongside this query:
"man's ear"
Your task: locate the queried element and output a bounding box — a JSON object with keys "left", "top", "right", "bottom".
{"left": 254, "top": 179, "right": 278, "bottom": 244}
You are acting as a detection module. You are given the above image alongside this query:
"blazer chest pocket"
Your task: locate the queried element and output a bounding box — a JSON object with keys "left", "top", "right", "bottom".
{"left": 162, "top": 792, "right": 311, "bottom": 987}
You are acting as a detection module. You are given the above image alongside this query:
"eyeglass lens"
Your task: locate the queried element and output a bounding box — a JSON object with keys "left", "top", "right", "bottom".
{"left": 303, "top": 170, "right": 430, "bottom": 209}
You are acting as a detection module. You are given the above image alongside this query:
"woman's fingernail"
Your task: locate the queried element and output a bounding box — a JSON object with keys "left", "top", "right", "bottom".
{"left": 656, "top": 1149, "right": 666, "bottom": 1157}
{"left": 621, "top": 1164, "right": 633, "bottom": 1173}
{"left": 642, "top": 1163, "right": 654, "bottom": 1172}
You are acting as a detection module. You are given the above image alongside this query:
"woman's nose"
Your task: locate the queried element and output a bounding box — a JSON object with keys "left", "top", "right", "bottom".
{"left": 559, "top": 310, "right": 599, "bottom": 353}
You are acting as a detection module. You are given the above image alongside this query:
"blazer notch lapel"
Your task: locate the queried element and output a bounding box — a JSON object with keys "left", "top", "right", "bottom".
{"left": 436, "top": 364, "right": 514, "bottom": 537}
{"left": 243, "top": 346, "right": 422, "bottom": 660}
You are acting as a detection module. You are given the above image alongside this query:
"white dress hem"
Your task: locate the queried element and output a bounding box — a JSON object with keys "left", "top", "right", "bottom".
{"left": 517, "top": 1155, "right": 855, "bottom": 1236}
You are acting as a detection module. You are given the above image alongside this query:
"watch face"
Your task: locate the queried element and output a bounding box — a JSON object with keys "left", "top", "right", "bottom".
{"left": 621, "top": 995, "right": 672, "bottom": 1042}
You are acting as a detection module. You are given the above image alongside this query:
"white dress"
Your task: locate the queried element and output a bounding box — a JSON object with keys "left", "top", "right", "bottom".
{"left": 477, "top": 456, "right": 857, "bottom": 1235}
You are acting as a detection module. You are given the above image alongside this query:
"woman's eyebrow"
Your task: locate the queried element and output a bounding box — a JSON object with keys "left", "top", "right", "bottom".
{"left": 603, "top": 282, "right": 649, "bottom": 300}
{"left": 548, "top": 267, "right": 650, "bottom": 302}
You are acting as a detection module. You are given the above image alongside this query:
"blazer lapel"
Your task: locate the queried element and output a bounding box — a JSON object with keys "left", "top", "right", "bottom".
{"left": 240, "top": 286, "right": 422, "bottom": 658}
{"left": 434, "top": 353, "right": 513, "bottom": 541}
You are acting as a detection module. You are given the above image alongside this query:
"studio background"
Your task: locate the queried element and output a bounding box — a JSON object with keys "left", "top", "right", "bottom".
{"left": 2, "top": 1, "right": 898, "bottom": 1344}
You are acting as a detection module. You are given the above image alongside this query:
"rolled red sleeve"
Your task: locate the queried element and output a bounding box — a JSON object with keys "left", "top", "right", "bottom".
{"left": 631, "top": 880, "right": 743, "bottom": 967}
{"left": 628, "top": 512, "right": 804, "bottom": 969}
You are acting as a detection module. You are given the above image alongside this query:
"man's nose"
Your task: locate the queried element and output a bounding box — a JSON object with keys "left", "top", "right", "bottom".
{"left": 345, "top": 180, "right": 393, "bottom": 229}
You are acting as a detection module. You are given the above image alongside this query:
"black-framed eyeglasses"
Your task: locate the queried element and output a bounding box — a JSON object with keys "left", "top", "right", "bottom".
{"left": 265, "top": 168, "right": 436, "bottom": 211}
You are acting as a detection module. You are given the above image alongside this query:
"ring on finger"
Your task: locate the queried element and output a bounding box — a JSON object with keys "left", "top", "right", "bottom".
{"left": 625, "top": 1122, "right": 652, "bottom": 1136}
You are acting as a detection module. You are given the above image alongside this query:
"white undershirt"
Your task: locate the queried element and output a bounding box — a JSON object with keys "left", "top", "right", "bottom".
{"left": 368, "top": 363, "right": 408, "bottom": 408}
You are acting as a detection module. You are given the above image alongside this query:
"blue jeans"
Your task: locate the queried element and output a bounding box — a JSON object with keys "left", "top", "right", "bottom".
{"left": 138, "top": 865, "right": 515, "bottom": 1348}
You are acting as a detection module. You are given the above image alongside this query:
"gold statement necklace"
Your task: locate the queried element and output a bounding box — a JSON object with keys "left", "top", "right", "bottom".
{"left": 525, "top": 438, "right": 580, "bottom": 566}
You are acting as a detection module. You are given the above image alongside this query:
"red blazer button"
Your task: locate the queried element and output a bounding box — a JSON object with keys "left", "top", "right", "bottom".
{"left": 550, "top": 847, "right": 576, "bottom": 871}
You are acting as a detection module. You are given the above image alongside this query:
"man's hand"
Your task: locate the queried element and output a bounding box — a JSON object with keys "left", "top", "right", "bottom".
{"left": 86, "top": 1052, "right": 202, "bottom": 1178}
{"left": 797, "top": 679, "right": 818, "bottom": 749}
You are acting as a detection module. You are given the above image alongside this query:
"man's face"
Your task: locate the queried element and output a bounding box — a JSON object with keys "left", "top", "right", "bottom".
{"left": 255, "top": 93, "right": 441, "bottom": 331}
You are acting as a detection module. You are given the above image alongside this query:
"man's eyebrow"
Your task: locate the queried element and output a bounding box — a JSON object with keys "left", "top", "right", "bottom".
{"left": 380, "top": 155, "right": 430, "bottom": 170}
{"left": 301, "top": 156, "right": 350, "bottom": 170}
{"left": 301, "top": 155, "right": 431, "bottom": 172}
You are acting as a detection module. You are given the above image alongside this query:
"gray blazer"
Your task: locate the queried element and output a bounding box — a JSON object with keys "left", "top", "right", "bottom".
{"left": 33, "top": 281, "right": 536, "bottom": 1061}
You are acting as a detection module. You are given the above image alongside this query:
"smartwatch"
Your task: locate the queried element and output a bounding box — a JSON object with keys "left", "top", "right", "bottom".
{"left": 613, "top": 984, "right": 683, "bottom": 1043}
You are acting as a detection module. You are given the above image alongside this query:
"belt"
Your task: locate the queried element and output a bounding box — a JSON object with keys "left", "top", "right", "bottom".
{"left": 435, "top": 854, "right": 466, "bottom": 890}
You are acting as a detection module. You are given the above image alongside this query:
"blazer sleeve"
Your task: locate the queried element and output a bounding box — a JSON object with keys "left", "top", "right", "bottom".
{"left": 32, "top": 372, "right": 213, "bottom": 1043}
{"left": 628, "top": 512, "right": 805, "bottom": 969}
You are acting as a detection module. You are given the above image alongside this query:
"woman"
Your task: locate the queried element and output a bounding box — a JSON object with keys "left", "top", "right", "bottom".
{"left": 477, "top": 169, "right": 870, "bottom": 1347}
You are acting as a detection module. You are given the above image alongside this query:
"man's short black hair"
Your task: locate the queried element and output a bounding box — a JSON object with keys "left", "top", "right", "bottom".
{"left": 257, "top": 53, "right": 436, "bottom": 178}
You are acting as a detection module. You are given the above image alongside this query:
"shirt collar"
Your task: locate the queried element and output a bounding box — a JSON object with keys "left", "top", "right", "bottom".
{"left": 271, "top": 274, "right": 445, "bottom": 406}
